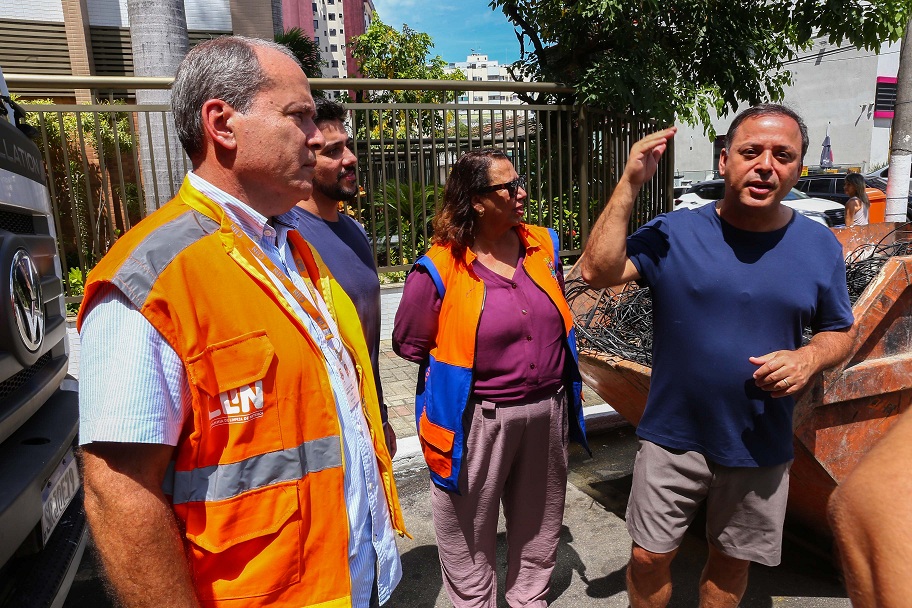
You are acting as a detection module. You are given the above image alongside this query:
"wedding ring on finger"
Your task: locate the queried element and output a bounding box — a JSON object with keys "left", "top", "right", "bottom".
{"left": 782, "top": 378, "right": 790, "bottom": 389}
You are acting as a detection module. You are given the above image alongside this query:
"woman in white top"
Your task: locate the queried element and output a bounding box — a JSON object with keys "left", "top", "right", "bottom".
{"left": 844, "top": 172, "right": 869, "bottom": 226}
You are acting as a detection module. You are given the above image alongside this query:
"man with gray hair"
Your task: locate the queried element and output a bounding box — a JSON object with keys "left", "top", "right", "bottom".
{"left": 77, "top": 36, "right": 406, "bottom": 607}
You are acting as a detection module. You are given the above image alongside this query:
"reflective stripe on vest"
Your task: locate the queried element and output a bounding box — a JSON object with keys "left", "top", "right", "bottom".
{"left": 164, "top": 435, "right": 343, "bottom": 504}
{"left": 413, "top": 224, "right": 589, "bottom": 492}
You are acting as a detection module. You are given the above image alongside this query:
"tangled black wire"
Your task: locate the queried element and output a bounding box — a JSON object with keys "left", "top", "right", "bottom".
{"left": 845, "top": 238, "right": 912, "bottom": 304}
{"left": 567, "top": 279, "right": 654, "bottom": 366}
{"left": 568, "top": 224, "right": 912, "bottom": 365}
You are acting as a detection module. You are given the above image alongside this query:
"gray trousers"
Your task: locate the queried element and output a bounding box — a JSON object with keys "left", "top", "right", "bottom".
{"left": 430, "top": 388, "right": 569, "bottom": 608}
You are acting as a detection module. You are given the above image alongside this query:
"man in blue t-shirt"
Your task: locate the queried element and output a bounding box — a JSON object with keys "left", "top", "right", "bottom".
{"left": 581, "top": 105, "right": 854, "bottom": 608}
{"left": 290, "top": 97, "right": 397, "bottom": 457}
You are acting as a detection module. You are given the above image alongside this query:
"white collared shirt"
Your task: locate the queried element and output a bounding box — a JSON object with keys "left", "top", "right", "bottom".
{"left": 79, "top": 172, "right": 401, "bottom": 605}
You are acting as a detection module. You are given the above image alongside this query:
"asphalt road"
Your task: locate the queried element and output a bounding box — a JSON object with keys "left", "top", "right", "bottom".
{"left": 63, "top": 427, "right": 852, "bottom": 607}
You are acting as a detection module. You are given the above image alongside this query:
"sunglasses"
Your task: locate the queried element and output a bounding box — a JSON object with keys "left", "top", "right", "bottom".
{"left": 475, "top": 176, "right": 527, "bottom": 197}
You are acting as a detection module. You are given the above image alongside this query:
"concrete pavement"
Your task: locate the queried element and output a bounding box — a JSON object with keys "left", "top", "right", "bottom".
{"left": 385, "top": 427, "right": 850, "bottom": 607}
{"left": 64, "top": 426, "right": 852, "bottom": 607}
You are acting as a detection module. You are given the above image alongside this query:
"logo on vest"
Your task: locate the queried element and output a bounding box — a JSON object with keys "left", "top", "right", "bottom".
{"left": 210, "top": 381, "right": 265, "bottom": 427}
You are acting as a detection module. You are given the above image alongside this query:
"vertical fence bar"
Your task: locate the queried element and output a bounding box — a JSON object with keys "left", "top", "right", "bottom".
{"left": 56, "top": 111, "right": 90, "bottom": 282}
{"left": 161, "top": 111, "right": 177, "bottom": 199}
{"left": 417, "top": 108, "right": 430, "bottom": 257}
{"left": 73, "top": 113, "right": 101, "bottom": 260}
{"left": 128, "top": 111, "right": 146, "bottom": 220}
{"left": 92, "top": 110, "right": 118, "bottom": 248}
{"left": 37, "top": 112, "right": 70, "bottom": 295}
{"left": 143, "top": 112, "right": 161, "bottom": 211}
{"left": 364, "top": 108, "right": 381, "bottom": 264}
{"left": 548, "top": 109, "right": 564, "bottom": 234}
{"left": 577, "top": 105, "right": 589, "bottom": 249}
{"left": 522, "top": 108, "right": 531, "bottom": 217}
{"left": 108, "top": 106, "right": 132, "bottom": 233}
{"left": 390, "top": 110, "right": 403, "bottom": 266}
{"left": 429, "top": 107, "right": 441, "bottom": 218}
{"left": 350, "top": 107, "right": 363, "bottom": 225}
{"left": 404, "top": 110, "right": 416, "bottom": 264}
{"left": 377, "top": 109, "right": 392, "bottom": 270}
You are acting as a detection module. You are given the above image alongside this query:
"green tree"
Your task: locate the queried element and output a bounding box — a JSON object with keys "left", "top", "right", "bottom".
{"left": 275, "top": 27, "right": 325, "bottom": 82}
{"left": 348, "top": 14, "right": 465, "bottom": 137}
{"left": 490, "top": 0, "right": 911, "bottom": 130}
{"left": 21, "top": 99, "right": 139, "bottom": 295}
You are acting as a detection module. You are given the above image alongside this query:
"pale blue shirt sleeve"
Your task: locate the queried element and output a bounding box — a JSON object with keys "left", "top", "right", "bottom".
{"left": 78, "top": 284, "right": 191, "bottom": 445}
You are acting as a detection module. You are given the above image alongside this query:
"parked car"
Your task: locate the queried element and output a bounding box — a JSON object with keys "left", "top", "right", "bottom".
{"left": 795, "top": 173, "right": 857, "bottom": 205}
{"left": 0, "top": 66, "right": 85, "bottom": 607}
{"left": 673, "top": 179, "right": 846, "bottom": 227}
{"left": 866, "top": 166, "right": 890, "bottom": 179}
{"left": 794, "top": 172, "right": 909, "bottom": 211}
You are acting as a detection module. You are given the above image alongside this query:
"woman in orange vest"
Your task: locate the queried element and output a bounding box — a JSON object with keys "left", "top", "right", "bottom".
{"left": 393, "top": 149, "right": 589, "bottom": 607}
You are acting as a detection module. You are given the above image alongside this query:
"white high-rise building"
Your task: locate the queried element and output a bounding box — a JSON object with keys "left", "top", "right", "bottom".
{"left": 444, "top": 53, "right": 520, "bottom": 105}
{"left": 284, "top": 0, "right": 375, "bottom": 98}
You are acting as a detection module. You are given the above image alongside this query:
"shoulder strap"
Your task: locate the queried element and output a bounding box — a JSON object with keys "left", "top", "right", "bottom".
{"left": 414, "top": 255, "right": 446, "bottom": 299}
{"left": 547, "top": 227, "right": 560, "bottom": 263}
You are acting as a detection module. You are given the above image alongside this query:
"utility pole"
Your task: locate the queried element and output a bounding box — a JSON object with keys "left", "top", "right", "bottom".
{"left": 886, "top": 18, "right": 912, "bottom": 222}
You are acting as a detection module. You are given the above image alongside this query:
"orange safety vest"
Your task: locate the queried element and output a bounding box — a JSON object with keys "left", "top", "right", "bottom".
{"left": 79, "top": 178, "right": 406, "bottom": 607}
{"left": 412, "top": 224, "right": 589, "bottom": 492}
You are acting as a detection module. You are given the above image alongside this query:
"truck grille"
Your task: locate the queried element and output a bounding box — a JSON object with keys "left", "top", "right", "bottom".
{"left": 0, "top": 209, "right": 35, "bottom": 235}
{"left": 0, "top": 353, "right": 51, "bottom": 401}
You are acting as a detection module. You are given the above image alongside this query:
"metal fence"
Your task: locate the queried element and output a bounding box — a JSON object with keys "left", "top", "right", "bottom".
{"left": 7, "top": 75, "right": 673, "bottom": 303}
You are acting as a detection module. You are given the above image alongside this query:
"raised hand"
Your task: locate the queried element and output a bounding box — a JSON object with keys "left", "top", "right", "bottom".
{"left": 623, "top": 127, "right": 677, "bottom": 188}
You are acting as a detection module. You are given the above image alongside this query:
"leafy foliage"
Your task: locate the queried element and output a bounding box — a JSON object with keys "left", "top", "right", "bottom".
{"left": 348, "top": 14, "right": 466, "bottom": 137}
{"left": 361, "top": 180, "right": 443, "bottom": 267}
{"left": 20, "top": 98, "right": 140, "bottom": 275}
{"left": 275, "top": 27, "right": 325, "bottom": 83}
{"left": 489, "top": 0, "right": 911, "bottom": 130}
{"left": 66, "top": 268, "right": 85, "bottom": 316}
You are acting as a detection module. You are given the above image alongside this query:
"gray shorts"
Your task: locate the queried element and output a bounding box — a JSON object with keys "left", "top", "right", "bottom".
{"left": 626, "top": 440, "right": 791, "bottom": 566}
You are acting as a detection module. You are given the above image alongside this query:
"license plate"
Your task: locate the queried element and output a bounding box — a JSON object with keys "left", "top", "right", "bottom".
{"left": 41, "top": 448, "right": 81, "bottom": 545}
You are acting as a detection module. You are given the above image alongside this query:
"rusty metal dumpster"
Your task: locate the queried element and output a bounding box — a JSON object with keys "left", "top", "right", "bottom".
{"left": 569, "top": 222, "right": 912, "bottom": 541}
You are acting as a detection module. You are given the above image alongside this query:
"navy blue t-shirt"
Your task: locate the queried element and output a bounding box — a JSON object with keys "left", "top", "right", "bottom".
{"left": 627, "top": 203, "right": 853, "bottom": 467}
{"left": 290, "top": 207, "right": 385, "bottom": 411}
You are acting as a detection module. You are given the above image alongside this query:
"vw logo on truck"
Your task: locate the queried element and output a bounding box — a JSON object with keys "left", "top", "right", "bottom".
{"left": 10, "top": 248, "right": 43, "bottom": 352}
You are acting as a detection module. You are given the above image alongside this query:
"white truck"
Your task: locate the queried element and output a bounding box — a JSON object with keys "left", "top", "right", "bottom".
{"left": 0, "top": 66, "right": 86, "bottom": 606}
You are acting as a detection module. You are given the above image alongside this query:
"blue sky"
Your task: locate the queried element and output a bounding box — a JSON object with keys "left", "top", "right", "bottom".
{"left": 370, "top": 0, "right": 522, "bottom": 65}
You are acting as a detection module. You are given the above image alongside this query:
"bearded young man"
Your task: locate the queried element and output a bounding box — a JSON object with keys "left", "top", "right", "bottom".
{"left": 288, "top": 97, "right": 396, "bottom": 456}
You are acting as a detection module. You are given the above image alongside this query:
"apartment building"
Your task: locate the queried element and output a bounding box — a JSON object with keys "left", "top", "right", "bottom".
{"left": 444, "top": 53, "right": 520, "bottom": 105}
{"left": 282, "top": 0, "right": 373, "bottom": 98}
{"left": 0, "top": 0, "right": 281, "bottom": 81}
{"left": 0, "top": 0, "right": 370, "bottom": 98}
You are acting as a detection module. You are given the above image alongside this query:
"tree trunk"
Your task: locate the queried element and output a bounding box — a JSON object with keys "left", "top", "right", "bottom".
{"left": 886, "top": 19, "right": 912, "bottom": 222}
{"left": 127, "top": 0, "right": 189, "bottom": 215}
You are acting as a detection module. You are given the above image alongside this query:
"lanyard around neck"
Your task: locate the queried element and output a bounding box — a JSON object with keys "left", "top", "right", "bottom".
{"left": 229, "top": 220, "right": 341, "bottom": 350}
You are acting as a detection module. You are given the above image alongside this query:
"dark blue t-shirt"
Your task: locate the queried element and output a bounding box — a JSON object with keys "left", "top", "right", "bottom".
{"left": 291, "top": 207, "right": 385, "bottom": 411}
{"left": 627, "top": 203, "right": 853, "bottom": 467}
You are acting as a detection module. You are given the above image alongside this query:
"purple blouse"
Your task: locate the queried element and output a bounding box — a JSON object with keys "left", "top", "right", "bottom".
{"left": 392, "top": 251, "right": 568, "bottom": 404}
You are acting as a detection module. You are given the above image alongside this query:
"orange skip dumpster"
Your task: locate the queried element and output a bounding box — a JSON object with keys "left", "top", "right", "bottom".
{"left": 569, "top": 222, "right": 912, "bottom": 541}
